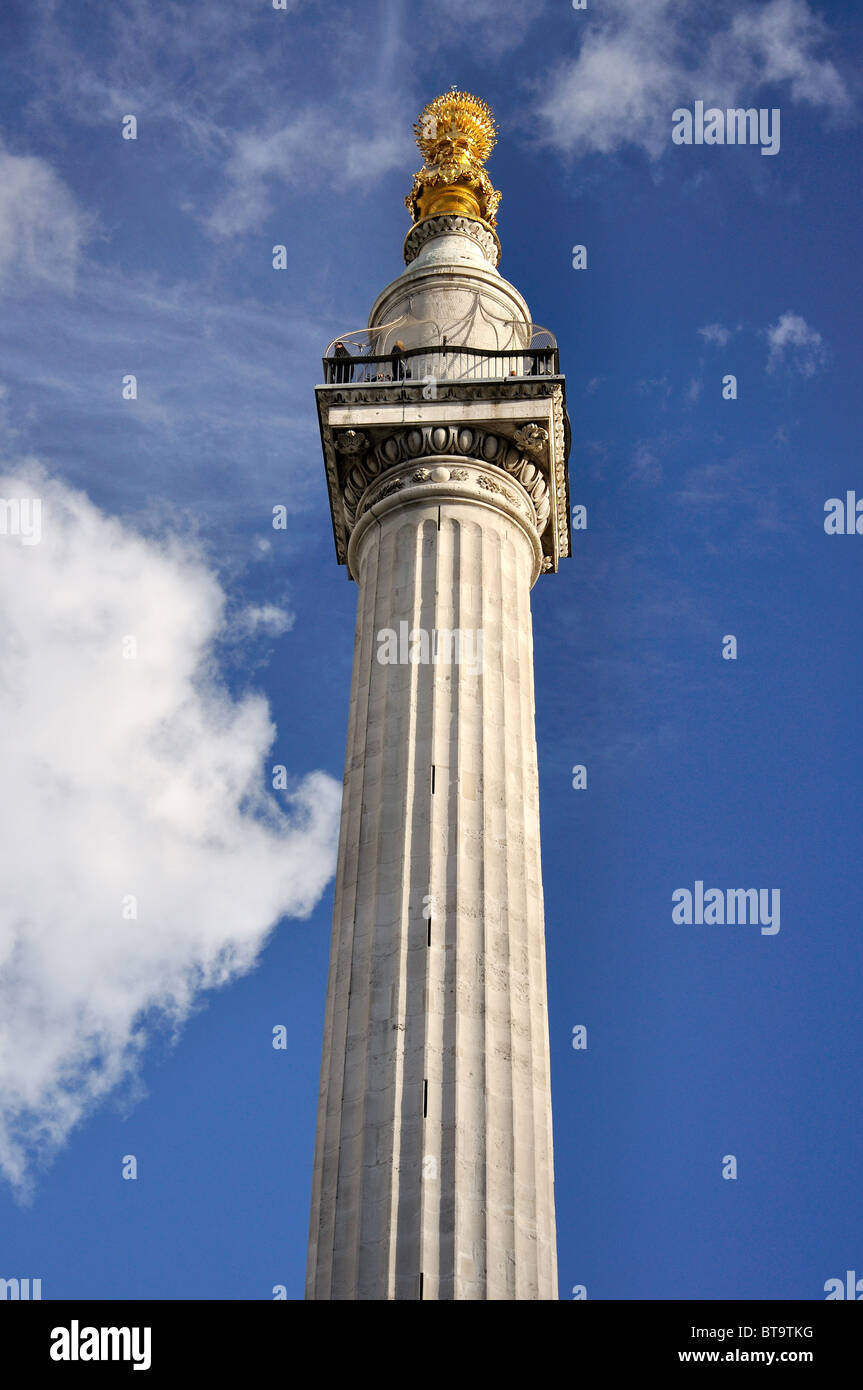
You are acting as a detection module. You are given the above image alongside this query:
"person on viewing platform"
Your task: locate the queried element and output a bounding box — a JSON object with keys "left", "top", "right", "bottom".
{"left": 392, "top": 340, "right": 409, "bottom": 380}
{"left": 333, "top": 340, "right": 351, "bottom": 383}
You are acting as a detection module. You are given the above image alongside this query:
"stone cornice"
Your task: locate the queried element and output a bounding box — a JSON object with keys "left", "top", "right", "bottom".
{"left": 316, "top": 378, "right": 571, "bottom": 579}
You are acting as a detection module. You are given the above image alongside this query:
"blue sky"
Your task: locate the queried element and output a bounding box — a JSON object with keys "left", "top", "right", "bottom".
{"left": 0, "top": 0, "right": 861, "bottom": 1299}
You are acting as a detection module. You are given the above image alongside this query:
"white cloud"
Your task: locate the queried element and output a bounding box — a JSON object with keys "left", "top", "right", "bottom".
{"left": 535, "top": 0, "right": 852, "bottom": 159}
{"left": 0, "top": 466, "right": 340, "bottom": 1194}
{"left": 0, "top": 139, "right": 92, "bottom": 293}
{"left": 766, "top": 309, "right": 826, "bottom": 375}
{"left": 698, "top": 323, "right": 732, "bottom": 347}
{"left": 718, "top": 0, "right": 850, "bottom": 110}
{"left": 235, "top": 603, "right": 295, "bottom": 637}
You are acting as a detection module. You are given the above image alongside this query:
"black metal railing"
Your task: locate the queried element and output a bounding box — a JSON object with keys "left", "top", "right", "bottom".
{"left": 322, "top": 343, "right": 559, "bottom": 386}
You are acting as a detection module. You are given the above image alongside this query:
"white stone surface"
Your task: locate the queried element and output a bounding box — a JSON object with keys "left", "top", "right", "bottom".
{"left": 410, "top": 230, "right": 492, "bottom": 270}
{"left": 368, "top": 228, "right": 532, "bottom": 359}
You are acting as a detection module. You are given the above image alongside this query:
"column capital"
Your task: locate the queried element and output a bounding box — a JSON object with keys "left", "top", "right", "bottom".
{"left": 347, "top": 454, "right": 546, "bottom": 586}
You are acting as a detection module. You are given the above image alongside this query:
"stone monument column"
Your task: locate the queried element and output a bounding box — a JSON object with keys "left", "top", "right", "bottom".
{"left": 306, "top": 91, "right": 571, "bottom": 1301}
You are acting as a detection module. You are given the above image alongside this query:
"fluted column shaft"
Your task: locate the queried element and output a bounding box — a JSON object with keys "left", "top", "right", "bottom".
{"left": 306, "top": 458, "right": 557, "bottom": 1300}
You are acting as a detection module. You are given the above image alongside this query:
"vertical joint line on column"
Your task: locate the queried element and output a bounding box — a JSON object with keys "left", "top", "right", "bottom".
{"left": 423, "top": 1078, "right": 428, "bottom": 1118}
{"left": 431, "top": 764, "right": 435, "bottom": 795}
{"left": 437, "top": 505, "right": 441, "bottom": 532}
{"left": 419, "top": 1272, "right": 424, "bottom": 1300}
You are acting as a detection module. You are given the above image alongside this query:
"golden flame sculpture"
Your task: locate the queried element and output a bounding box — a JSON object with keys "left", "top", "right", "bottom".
{"left": 405, "top": 90, "right": 502, "bottom": 228}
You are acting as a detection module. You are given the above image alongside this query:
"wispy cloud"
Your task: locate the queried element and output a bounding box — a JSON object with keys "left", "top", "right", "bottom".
{"left": 19, "top": 0, "right": 416, "bottom": 242}
{"left": 698, "top": 322, "right": 732, "bottom": 347}
{"left": 426, "top": 0, "right": 546, "bottom": 56}
{"left": 0, "top": 254, "right": 330, "bottom": 562}
{"left": 206, "top": 111, "right": 410, "bottom": 240}
{"left": 672, "top": 447, "right": 794, "bottom": 544}
{"left": 0, "top": 138, "right": 93, "bottom": 292}
{"left": 535, "top": 0, "right": 853, "bottom": 160}
{"left": 234, "top": 602, "right": 295, "bottom": 638}
{"left": 766, "top": 309, "right": 826, "bottom": 375}
{"left": 637, "top": 375, "right": 673, "bottom": 402}
{"left": 631, "top": 439, "right": 663, "bottom": 484}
